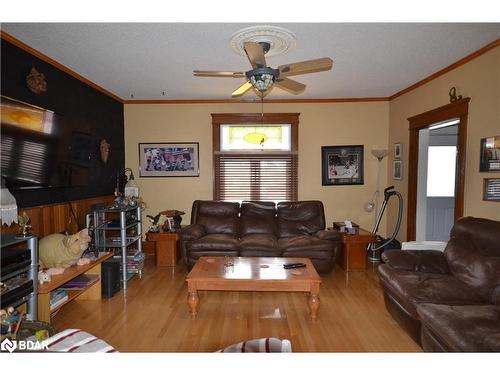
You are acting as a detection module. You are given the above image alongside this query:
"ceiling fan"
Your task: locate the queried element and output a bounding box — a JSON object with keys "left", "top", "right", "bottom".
{"left": 193, "top": 42, "right": 333, "bottom": 97}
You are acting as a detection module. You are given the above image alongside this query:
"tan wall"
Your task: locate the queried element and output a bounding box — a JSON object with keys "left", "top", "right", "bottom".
{"left": 124, "top": 102, "right": 389, "bottom": 234}
{"left": 387, "top": 46, "right": 500, "bottom": 241}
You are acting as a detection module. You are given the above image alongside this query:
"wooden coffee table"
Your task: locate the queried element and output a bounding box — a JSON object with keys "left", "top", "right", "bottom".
{"left": 186, "top": 257, "right": 322, "bottom": 320}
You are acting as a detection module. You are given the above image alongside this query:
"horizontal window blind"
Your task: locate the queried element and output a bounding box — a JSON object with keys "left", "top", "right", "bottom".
{"left": 214, "top": 153, "right": 298, "bottom": 202}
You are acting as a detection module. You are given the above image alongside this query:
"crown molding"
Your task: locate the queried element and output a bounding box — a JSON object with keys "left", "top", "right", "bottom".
{"left": 390, "top": 38, "right": 500, "bottom": 100}
{"left": 0, "top": 31, "right": 123, "bottom": 103}
{"left": 123, "top": 97, "right": 389, "bottom": 104}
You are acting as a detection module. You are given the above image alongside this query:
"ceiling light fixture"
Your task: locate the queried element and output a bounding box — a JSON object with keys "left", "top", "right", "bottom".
{"left": 246, "top": 67, "right": 279, "bottom": 93}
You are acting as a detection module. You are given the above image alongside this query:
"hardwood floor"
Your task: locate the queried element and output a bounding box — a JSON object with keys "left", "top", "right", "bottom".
{"left": 52, "top": 256, "right": 421, "bottom": 352}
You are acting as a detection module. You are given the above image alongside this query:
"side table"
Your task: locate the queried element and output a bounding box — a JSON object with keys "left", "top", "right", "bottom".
{"left": 146, "top": 229, "right": 179, "bottom": 267}
{"left": 337, "top": 228, "right": 377, "bottom": 272}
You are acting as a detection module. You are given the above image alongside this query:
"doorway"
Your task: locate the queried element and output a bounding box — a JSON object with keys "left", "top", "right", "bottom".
{"left": 416, "top": 120, "right": 459, "bottom": 241}
{"left": 406, "top": 98, "right": 470, "bottom": 241}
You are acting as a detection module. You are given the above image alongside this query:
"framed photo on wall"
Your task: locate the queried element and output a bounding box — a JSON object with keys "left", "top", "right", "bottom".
{"left": 394, "top": 143, "right": 402, "bottom": 159}
{"left": 483, "top": 178, "right": 500, "bottom": 201}
{"left": 393, "top": 160, "right": 403, "bottom": 180}
{"left": 479, "top": 136, "right": 500, "bottom": 172}
{"left": 139, "top": 142, "right": 199, "bottom": 177}
{"left": 321, "top": 145, "right": 364, "bottom": 186}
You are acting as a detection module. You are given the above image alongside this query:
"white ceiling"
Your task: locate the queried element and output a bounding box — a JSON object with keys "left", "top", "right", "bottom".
{"left": 3, "top": 23, "right": 500, "bottom": 100}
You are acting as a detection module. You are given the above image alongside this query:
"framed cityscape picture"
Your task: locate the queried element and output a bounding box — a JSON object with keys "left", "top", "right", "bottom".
{"left": 479, "top": 136, "right": 500, "bottom": 172}
{"left": 139, "top": 142, "right": 199, "bottom": 177}
{"left": 321, "top": 145, "right": 364, "bottom": 186}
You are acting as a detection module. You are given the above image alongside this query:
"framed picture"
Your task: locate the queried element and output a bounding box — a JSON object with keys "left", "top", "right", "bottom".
{"left": 483, "top": 178, "right": 500, "bottom": 202}
{"left": 393, "top": 160, "right": 403, "bottom": 180}
{"left": 321, "top": 145, "right": 364, "bottom": 186}
{"left": 139, "top": 142, "right": 199, "bottom": 177}
{"left": 479, "top": 136, "right": 500, "bottom": 172}
{"left": 394, "top": 143, "right": 402, "bottom": 159}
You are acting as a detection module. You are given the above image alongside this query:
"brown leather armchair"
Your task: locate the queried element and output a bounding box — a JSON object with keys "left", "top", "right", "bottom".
{"left": 378, "top": 217, "right": 500, "bottom": 352}
{"left": 180, "top": 200, "right": 342, "bottom": 273}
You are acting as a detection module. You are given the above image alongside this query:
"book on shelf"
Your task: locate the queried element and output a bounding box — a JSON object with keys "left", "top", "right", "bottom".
{"left": 60, "top": 274, "right": 99, "bottom": 289}
{"left": 50, "top": 289, "right": 68, "bottom": 310}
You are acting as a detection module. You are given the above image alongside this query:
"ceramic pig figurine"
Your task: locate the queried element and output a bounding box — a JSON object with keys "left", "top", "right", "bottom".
{"left": 39, "top": 229, "right": 92, "bottom": 269}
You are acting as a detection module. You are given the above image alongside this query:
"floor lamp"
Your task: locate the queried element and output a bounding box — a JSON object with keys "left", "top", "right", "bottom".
{"left": 365, "top": 149, "right": 388, "bottom": 223}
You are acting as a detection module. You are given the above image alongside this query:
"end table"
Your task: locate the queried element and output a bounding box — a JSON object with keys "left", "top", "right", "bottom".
{"left": 337, "top": 228, "right": 377, "bottom": 272}
{"left": 146, "top": 229, "right": 179, "bottom": 267}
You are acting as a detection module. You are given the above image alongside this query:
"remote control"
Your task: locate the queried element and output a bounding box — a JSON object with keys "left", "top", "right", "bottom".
{"left": 283, "top": 262, "right": 306, "bottom": 269}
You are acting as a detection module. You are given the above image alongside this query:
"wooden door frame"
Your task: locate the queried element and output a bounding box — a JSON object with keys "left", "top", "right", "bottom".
{"left": 406, "top": 98, "right": 470, "bottom": 241}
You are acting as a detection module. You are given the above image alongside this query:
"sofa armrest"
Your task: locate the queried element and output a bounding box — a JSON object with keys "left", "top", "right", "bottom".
{"left": 179, "top": 223, "right": 206, "bottom": 241}
{"left": 381, "top": 249, "right": 450, "bottom": 274}
{"left": 315, "top": 229, "right": 342, "bottom": 241}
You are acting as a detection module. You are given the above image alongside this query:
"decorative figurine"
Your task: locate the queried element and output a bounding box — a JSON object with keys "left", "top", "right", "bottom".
{"left": 160, "top": 210, "right": 185, "bottom": 232}
{"left": 16, "top": 212, "right": 32, "bottom": 238}
{"left": 146, "top": 213, "right": 162, "bottom": 233}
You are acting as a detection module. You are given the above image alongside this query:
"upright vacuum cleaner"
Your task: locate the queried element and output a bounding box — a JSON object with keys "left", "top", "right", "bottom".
{"left": 367, "top": 185, "right": 403, "bottom": 262}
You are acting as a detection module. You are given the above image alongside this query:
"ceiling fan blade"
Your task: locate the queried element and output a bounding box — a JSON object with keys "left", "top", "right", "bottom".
{"left": 243, "top": 42, "right": 267, "bottom": 69}
{"left": 231, "top": 81, "right": 253, "bottom": 97}
{"left": 274, "top": 77, "right": 306, "bottom": 94}
{"left": 278, "top": 57, "right": 333, "bottom": 77}
{"left": 193, "top": 70, "right": 245, "bottom": 78}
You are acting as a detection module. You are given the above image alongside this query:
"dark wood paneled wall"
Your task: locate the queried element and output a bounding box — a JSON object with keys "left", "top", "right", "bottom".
{"left": 1, "top": 39, "right": 124, "bottom": 208}
{"left": 1, "top": 195, "right": 115, "bottom": 237}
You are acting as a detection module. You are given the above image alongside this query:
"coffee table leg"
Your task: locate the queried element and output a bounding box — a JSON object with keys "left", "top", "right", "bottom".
{"left": 309, "top": 283, "right": 320, "bottom": 320}
{"left": 188, "top": 286, "right": 199, "bottom": 318}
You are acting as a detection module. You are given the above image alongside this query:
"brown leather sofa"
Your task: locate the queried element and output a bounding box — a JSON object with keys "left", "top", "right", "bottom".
{"left": 179, "top": 200, "right": 342, "bottom": 273}
{"left": 378, "top": 217, "right": 500, "bottom": 352}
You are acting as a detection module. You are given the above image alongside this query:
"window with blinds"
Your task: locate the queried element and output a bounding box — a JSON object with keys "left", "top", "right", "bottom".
{"left": 212, "top": 113, "right": 299, "bottom": 203}
{"left": 214, "top": 153, "right": 298, "bottom": 201}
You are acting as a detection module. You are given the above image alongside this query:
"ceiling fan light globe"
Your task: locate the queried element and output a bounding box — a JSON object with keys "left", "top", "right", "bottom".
{"left": 249, "top": 73, "right": 276, "bottom": 92}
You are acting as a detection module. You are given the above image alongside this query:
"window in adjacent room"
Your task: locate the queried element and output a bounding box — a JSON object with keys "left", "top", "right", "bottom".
{"left": 212, "top": 113, "right": 299, "bottom": 202}
{"left": 426, "top": 145, "right": 457, "bottom": 197}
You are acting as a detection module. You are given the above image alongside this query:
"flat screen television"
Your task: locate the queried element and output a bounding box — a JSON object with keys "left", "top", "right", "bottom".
{"left": 1, "top": 96, "right": 91, "bottom": 190}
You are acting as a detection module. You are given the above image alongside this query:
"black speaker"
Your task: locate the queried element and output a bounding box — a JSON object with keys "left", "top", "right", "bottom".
{"left": 102, "top": 259, "right": 121, "bottom": 298}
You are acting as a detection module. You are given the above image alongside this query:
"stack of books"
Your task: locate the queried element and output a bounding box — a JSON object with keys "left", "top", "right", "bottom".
{"left": 125, "top": 252, "right": 145, "bottom": 273}
{"left": 50, "top": 289, "right": 68, "bottom": 310}
{"left": 60, "top": 274, "right": 99, "bottom": 290}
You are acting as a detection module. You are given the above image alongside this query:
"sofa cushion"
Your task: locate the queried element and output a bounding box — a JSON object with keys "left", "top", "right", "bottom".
{"left": 378, "top": 264, "right": 487, "bottom": 319}
{"left": 278, "top": 235, "right": 332, "bottom": 253}
{"left": 192, "top": 200, "right": 240, "bottom": 235}
{"left": 188, "top": 234, "right": 239, "bottom": 252}
{"left": 445, "top": 217, "right": 500, "bottom": 301}
{"left": 417, "top": 303, "right": 500, "bottom": 352}
{"left": 240, "top": 201, "right": 277, "bottom": 237}
{"left": 277, "top": 201, "right": 325, "bottom": 237}
{"left": 239, "top": 234, "right": 280, "bottom": 257}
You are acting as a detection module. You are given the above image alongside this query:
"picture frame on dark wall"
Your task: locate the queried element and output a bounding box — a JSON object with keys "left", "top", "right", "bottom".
{"left": 321, "top": 145, "right": 364, "bottom": 186}
{"left": 139, "top": 142, "right": 199, "bottom": 177}
{"left": 393, "top": 160, "right": 403, "bottom": 180}
{"left": 479, "top": 136, "right": 500, "bottom": 172}
{"left": 394, "top": 143, "right": 402, "bottom": 159}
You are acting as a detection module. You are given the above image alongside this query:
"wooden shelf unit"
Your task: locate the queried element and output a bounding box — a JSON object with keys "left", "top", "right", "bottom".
{"left": 37, "top": 252, "right": 113, "bottom": 323}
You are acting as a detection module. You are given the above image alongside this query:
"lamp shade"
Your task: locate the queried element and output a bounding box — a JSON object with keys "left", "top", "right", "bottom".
{"left": 0, "top": 187, "right": 18, "bottom": 226}
{"left": 371, "top": 148, "right": 388, "bottom": 161}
